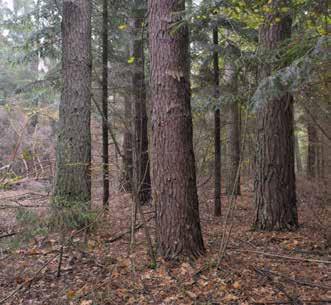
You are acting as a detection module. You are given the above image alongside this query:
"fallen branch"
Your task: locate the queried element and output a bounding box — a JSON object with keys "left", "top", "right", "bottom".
{"left": 0, "top": 232, "right": 17, "bottom": 239}
{"left": 253, "top": 267, "right": 302, "bottom": 305}
{"left": 258, "top": 267, "right": 331, "bottom": 290}
{"left": 0, "top": 203, "right": 47, "bottom": 209}
{"left": 253, "top": 300, "right": 331, "bottom": 305}
{"left": 0, "top": 164, "right": 11, "bottom": 172}
{"left": 230, "top": 248, "right": 331, "bottom": 265}
{"left": 105, "top": 216, "right": 154, "bottom": 244}
{"left": 0, "top": 192, "right": 47, "bottom": 202}
{"left": 0, "top": 251, "right": 60, "bottom": 304}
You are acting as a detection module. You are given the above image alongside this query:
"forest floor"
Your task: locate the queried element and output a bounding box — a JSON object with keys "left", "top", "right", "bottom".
{"left": 0, "top": 178, "right": 330, "bottom": 305}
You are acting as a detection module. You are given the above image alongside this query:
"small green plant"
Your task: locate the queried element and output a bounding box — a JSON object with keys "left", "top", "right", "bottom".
{"left": 149, "top": 261, "right": 157, "bottom": 269}
{"left": 50, "top": 196, "right": 98, "bottom": 232}
{"left": 3, "top": 208, "right": 49, "bottom": 249}
{"left": 0, "top": 173, "right": 23, "bottom": 190}
{"left": 0, "top": 182, "right": 10, "bottom": 190}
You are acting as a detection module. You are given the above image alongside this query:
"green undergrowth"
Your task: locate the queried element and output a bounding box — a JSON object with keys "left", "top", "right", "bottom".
{"left": 1, "top": 198, "right": 100, "bottom": 252}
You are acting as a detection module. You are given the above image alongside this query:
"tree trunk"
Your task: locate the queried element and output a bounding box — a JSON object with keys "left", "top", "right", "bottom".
{"left": 307, "top": 121, "right": 318, "bottom": 178}
{"left": 120, "top": 95, "right": 133, "bottom": 192}
{"left": 294, "top": 132, "right": 303, "bottom": 174}
{"left": 224, "top": 61, "right": 240, "bottom": 196}
{"left": 101, "top": 0, "right": 109, "bottom": 207}
{"left": 53, "top": 0, "right": 92, "bottom": 206}
{"left": 213, "top": 27, "right": 221, "bottom": 217}
{"left": 254, "top": 5, "right": 298, "bottom": 231}
{"left": 149, "top": 0, "right": 205, "bottom": 259}
{"left": 320, "top": 133, "right": 325, "bottom": 179}
{"left": 132, "top": 0, "right": 151, "bottom": 203}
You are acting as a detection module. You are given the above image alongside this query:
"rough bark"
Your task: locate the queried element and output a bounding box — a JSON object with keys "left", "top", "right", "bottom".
{"left": 224, "top": 61, "right": 240, "bottom": 196}
{"left": 149, "top": 0, "right": 205, "bottom": 259}
{"left": 213, "top": 28, "right": 221, "bottom": 216}
{"left": 132, "top": 0, "right": 151, "bottom": 203}
{"left": 254, "top": 6, "right": 298, "bottom": 231}
{"left": 102, "top": 0, "right": 109, "bottom": 207}
{"left": 53, "top": 0, "right": 92, "bottom": 205}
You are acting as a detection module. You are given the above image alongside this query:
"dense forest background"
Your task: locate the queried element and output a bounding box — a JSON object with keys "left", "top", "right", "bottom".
{"left": 0, "top": 0, "right": 330, "bottom": 304}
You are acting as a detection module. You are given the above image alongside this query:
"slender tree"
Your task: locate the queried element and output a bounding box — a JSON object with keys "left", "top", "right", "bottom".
{"left": 213, "top": 27, "right": 221, "bottom": 217}
{"left": 120, "top": 95, "right": 133, "bottom": 192}
{"left": 254, "top": 1, "right": 298, "bottom": 230}
{"left": 319, "top": 133, "right": 325, "bottom": 179}
{"left": 53, "top": 0, "right": 92, "bottom": 207}
{"left": 132, "top": 0, "right": 151, "bottom": 203}
{"left": 149, "top": 0, "right": 205, "bottom": 258}
{"left": 101, "top": 0, "right": 109, "bottom": 207}
{"left": 307, "top": 121, "right": 318, "bottom": 178}
{"left": 294, "top": 132, "right": 303, "bottom": 174}
{"left": 225, "top": 60, "right": 240, "bottom": 196}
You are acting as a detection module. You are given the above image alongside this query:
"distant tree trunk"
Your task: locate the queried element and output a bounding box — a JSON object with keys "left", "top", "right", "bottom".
{"left": 320, "top": 133, "right": 325, "bottom": 179}
{"left": 30, "top": 0, "right": 40, "bottom": 128}
{"left": 101, "top": 0, "right": 109, "bottom": 207}
{"left": 316, "top": 139, "right": 321, "bottom": 178}
{"left": 254, "top": 6, "right": 298, "bottom": 231}
{"left": 224, "top": 61, "right": 240, "bottom": 196}
{"left": 53, "top": 0, "right": 92, "bottom": 206}
{"left": 213, "top": 27, "right": 221, "bottom": 217}
{"left": 307, "top": 121, "right": 318, "bottom": 178}
{"left": 294, "top": 133, "right": 303, "bottom": 174}
{"left": 132, "top": 0, "right": 151, "bottom": 203}
{"left": 149, "top": 0, "right": 205, "bottom": 258}
{"left": 120, "top": 95, "right": 133, "bottom": 192}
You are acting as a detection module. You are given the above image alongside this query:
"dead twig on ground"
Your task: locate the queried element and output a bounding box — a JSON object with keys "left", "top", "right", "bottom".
{"left": 136, "top": 201, "right": 156, "bottom": 266}
{"left": 0, "top": 251, "right": 60, "bottom": 304}
{"left": 0, "top": 209, "right": 107, "bottom": 303}
{"left": 258, "top": 267, "right": 331, "bottom": 290}
{"left": 0, "top": 202, "right": 47, "bottom": 209}
{"left": 230, "top": 248, "right": 331, "bottom": 265}
{"left": 56, "top": 245, "right": 64, "bottom": 278}
{"left": 253, "top": 300, "right": 331, "bottom": 305}
{"left": 0, "top": 232, "right": 17, "bottom": 239}
{"left": 105, "top": 216, "right": 154, "bottom": 244}
{"left": 253, "top": 267, "right": 303, "bottom": 305}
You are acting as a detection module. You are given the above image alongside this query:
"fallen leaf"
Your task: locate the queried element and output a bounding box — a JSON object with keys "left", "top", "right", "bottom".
{"left": 233, "top": 281, "right": 241, "bottom": 289}
{"left": 186, "top": 290, "right": 197, "bottom": 299}
{"left": 223, "top": 294, "right": 238, "bottom": 302}
{"left": 66, "top": 290, "right": 76, "bottom": 300}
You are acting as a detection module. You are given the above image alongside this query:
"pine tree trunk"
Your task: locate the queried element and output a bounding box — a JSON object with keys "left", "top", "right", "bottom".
{"left": 132, "top": 0, "right": 151, "bottom": 203}
{"left": 53, "top": 0, "right": 92, "bottom": 205}
{"left": 307, "top": 121, "right": 318, "bottom": 177}
{"left": 120, "top": 95, "right": 133, "bottom": 192}
{"left": 316, "top": 138, "right": 321, "bottom": 178}
{"left": 149, "top": 0, "right": 205, "bottom": 259}
{"left": 294, "top": 133, "right": 303, "bottom": 174}
{"left": 102, "top": 0, "right": 109, "bottom": 207}
{"left": 320, "top": 133, "right": 325, "bottom": 179}
{"left": 224, "top": 61, "right": 240, "bottom": 196}
{"left": 254, "top": 6, "right": 298, "bottom": 231}
{"left": 213, "top": 28, "right": 221, "bottom": 216}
